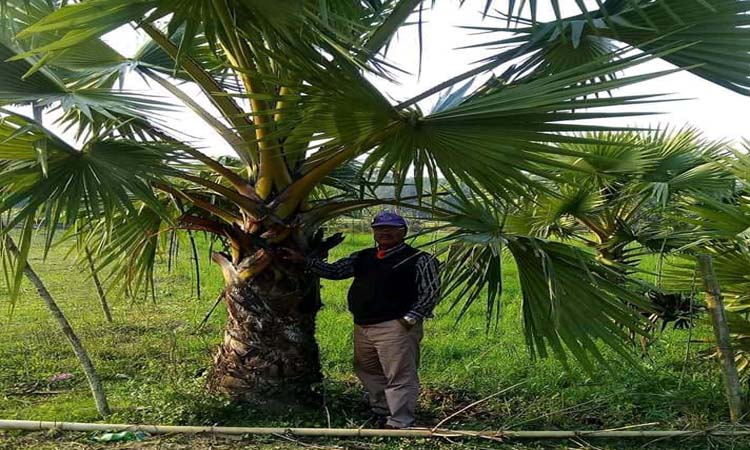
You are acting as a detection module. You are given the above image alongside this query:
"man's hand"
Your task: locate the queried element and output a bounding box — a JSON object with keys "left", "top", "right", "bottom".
{"left": 399, "top": 316, "right": 417, "bottom": 329}
{"left": 279, "top": 248, "right": 305, "bottom": 263}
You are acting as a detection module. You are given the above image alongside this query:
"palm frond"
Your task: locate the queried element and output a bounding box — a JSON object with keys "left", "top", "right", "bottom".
{"left": 0, "top": 39, "right": 66, "bottom": 101}
{"left": 471, "top": 0, "right": 750, "bottom": 94}
{"left": 681, "top": 194, "right": 750, "bottom": 240}
{"left": 428, "top": 196, "right": 652, "bottom": 372}
{"left": 0, "top": 111, "right": 178, "bottom": 242}
{"left": 362, "top": 46, "right": 688, "bottom": 204}
{"left": 364, "top": 0, "right": 422, "bottom": 54}
{"left": 77, "top": 201, "right": 174, "bottom": 300}
{"left": 1, "top": 36, "right": 175, "bottom": 139}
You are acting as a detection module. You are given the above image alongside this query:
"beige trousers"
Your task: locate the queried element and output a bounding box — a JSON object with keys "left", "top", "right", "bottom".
{"left": 354, "top": 319, "right": 423, "bottom": 428}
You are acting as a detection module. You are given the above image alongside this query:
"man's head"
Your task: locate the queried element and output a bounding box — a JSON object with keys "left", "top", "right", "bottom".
{"left": 371, "top": 211, "right": 407, "bottom": 249}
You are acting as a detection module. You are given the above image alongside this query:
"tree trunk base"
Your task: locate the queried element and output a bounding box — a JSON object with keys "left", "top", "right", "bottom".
{"left": 206, "top": 278, "right": 323, "bottom": 406}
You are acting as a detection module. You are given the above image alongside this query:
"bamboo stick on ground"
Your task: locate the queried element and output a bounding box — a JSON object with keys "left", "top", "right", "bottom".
{"left": 1, "top": 420, "right": 750, "bottom": 440}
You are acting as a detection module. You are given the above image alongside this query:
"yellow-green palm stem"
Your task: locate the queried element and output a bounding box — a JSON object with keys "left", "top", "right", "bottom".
{"left": 272, "top": 146, "right": 358, "bottom": 219}
{"left": 220, "top": 47, "right": 290, "bottom": 199}
{"left": 180, "top": 147, "right": 257, "bottom": 200}
{"left": 578, "top": 217, "right": 608, "bottom": 244}
{"left": 140, "top": 23, "right": 258, "bottom": 169}
{"left": 274, "top": 86, "right": 290, "bottom": 125}
{"left": 229, "top": 49, "right": 288, "bottom": 200}
{"left": 173, "top": 173, "right": 266, "bottom": 220}
{"left": 273, "top": 125, "right": 399, "bottom": 218}
{"left": 153, "top": 182, "right": 243, "bottom": 226}
{"left": 212, "top": 0, "right": 291, "bottom": 199}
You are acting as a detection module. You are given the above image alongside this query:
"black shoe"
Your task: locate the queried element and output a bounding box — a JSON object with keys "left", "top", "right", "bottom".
{"left": 366, "top": 413, "right": 388, "bottom": 429}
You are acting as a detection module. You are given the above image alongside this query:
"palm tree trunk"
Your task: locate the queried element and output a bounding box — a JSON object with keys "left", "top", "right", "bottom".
{"left": 3, "top": 234, "right": 111, "bottom": 417}
{"left": 85, "top": 247, "right": 113, "bottom": 323}
{"left": 207, "top": 268, "right": 322, "bottom": 404}
{"left": 698, "top": 255, "right": 743, "bottom": 423}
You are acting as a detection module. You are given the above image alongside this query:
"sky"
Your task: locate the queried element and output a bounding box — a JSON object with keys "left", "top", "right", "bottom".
{"left": 97, "top": 1, "right": 749, "bottom": 157}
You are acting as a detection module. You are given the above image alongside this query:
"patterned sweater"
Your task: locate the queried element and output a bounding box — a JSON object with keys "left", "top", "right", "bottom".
{"left": 305, "top": 243, "right": 440, "bottom": 321}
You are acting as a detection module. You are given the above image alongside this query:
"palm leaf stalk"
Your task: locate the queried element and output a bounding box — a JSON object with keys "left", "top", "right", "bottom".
{"left": 84, "top": 246, "right": 113, "bottom": 323}
{"left": 0, "top": 0, "right": 748, "bottom": 402}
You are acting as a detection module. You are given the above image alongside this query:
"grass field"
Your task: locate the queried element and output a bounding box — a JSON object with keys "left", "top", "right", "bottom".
{"left": 0, "top": 231, "right": 746, "bottom": 449}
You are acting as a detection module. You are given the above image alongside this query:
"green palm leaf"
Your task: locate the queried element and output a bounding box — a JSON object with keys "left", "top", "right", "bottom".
{"left": 502, "top": 126, "right": 733, "bottom": 273}
{"left": 1, "top": 0, "right": 131, "bottom": 89}
{"left": 0, "top": 112, "right": 193, "bottom": 303}
{"left": 470, "top": 0, "right": 750, "bottom": 94}
{"left": 0, "top": 112, "right": 176, "bottom": 237}
{"left": 426, "top": 196, "right": 652, "bottom": 372}
{"left": 362, "top": 46, "right": 688, "bottom": 203}
{"left": 0, "top": 40, "right": 66, "bottom": 100}
{"left": 1, "top": 36, "right": 175, "bottom": 139}
{"left": 78, "top": 202, "right": 173, "bottom": 300}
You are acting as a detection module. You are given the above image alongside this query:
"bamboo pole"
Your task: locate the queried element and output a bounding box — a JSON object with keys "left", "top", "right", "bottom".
{"left": 698, "top": 255, "right": 744, "bottom": 423}
{"left": 84, "top": 247, "right": 113, "bottom": 323}
{"left": 1, "top": 420, "right": 750, "bottom": 440}
{"left": 2, "top": 235, "right": 111, "bottom": 417}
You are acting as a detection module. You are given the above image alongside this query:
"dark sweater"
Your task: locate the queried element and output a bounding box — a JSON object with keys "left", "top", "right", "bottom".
{"left": 347, "top": 245, "right": 421, "bottom": 325}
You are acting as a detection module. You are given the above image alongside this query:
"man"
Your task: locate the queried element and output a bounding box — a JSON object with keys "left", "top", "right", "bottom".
{"left": 289, "top": 211, "right": 440, "bottom": 428}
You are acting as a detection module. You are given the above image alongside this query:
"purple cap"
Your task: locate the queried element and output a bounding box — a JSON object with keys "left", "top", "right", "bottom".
{"left": 371, "top": 211, "right": 407, "bottom": 229}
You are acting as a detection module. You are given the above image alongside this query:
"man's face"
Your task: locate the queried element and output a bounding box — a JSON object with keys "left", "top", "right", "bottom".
{"left": 372, "top": 226, "right": 406, "bottom": 248}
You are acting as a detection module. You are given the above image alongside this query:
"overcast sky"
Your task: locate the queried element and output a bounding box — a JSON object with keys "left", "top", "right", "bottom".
{"left": 100, "top": 1, "right": 749, "bottom": 157}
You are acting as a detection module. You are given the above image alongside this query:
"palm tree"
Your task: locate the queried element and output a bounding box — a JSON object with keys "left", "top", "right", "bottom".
{"left": 666, "top": 141, "right": 750, "bottom": 377}
{"left": 514, "top": 127, "right": 732, "bottom": 267}
{"left": 0, "top": 0, "right": 748, "bottom": 403}
{"left": 507, "top": 127, "right": 732, "bottom": 341}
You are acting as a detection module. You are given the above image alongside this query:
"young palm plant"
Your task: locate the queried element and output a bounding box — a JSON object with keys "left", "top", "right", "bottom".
{"left": 0, "top": 0, "right": 748, "bottom": 404}
{"left": 666, "top": 141, "right": 750, "bottom": 377}
{"left": 507, "top": 127, "right": 733, "bottom": 340}
{"left": 513, "top": 127, "right": 732, "bottom": 268}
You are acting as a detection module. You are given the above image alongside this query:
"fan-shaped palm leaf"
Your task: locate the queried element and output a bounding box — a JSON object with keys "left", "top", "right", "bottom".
{"left": 462, "top": 0, "right": 750, "bottom": 95}
{"left": 423, "top": 196, "right": 652, "bottom": 372}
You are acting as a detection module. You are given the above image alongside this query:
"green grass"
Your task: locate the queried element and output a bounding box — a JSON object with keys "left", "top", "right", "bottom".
{"left": 0, "top": 232, "right": 745, "bottom": 449}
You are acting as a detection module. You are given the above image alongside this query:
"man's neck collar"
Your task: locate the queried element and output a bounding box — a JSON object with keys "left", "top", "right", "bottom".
{"left": 376, "top": 242, "right": 406, "bottom": 253}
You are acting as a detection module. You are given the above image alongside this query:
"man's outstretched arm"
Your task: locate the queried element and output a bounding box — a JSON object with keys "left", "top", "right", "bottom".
{"left": 305, "top": 255, "right": 356, "bottom": 280}
{"left": 406, "top": 254, "right": 440, "bottom": 321}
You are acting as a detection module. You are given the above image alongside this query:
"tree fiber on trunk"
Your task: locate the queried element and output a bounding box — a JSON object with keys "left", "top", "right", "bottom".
{"left": 207, "top": 269, "right": 322, "bottom": 404}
